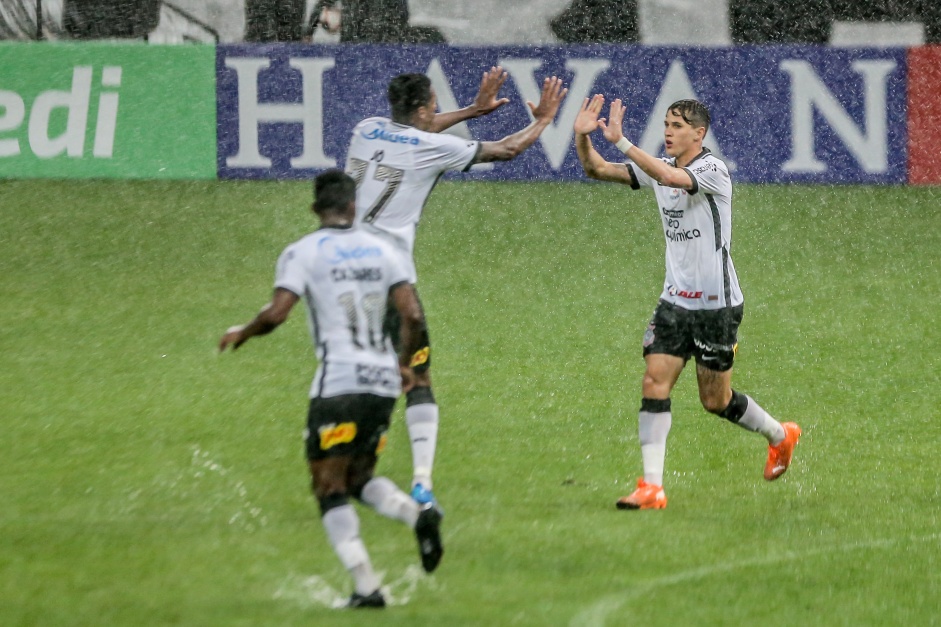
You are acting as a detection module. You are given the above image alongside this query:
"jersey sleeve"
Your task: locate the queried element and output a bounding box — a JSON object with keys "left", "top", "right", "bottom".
{"left": 626, "top": 160, "right": 658, "bottom": 190}
{"left": 273, "top": 243, "right": 306, "bottom": 297}
{"left": 384, "top": 244, "right": 412, "bottom": 288}
{"left": 683, "top": 157, "right": 731, "bottom": 196}
{"left": 422, "top": 132, "right": 480, "bottom": 173}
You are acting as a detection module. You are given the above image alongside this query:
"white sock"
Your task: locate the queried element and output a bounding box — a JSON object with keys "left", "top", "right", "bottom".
{"left": 737, "top": 395, "right": 786, "bottom": 445}
{"left": 360, "top": 476, "right": 419, "bottom": 527}
{"left": 638, "top": 410, "right": 672, "bottom": 487}
{"left": 322, "top": 504, "right": 380, "bottom": 595}
{"left": 406, "top": 403, "right": 438, "bottom": 489}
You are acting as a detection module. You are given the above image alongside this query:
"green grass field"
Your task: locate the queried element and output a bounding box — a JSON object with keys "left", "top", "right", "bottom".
{"left": 2, "top": 179, "right": 939, "bottom": 626}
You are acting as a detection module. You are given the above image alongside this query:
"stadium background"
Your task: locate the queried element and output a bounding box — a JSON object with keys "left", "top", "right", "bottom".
{"left": 2, "top": 2, "right": 940, "bottom": 625}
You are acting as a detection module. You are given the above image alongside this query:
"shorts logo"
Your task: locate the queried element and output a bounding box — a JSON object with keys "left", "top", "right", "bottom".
{"left": 375, "top": 433, "right": 388, "bottom": 454}
{"left": 410, "top": 347, "right": 430, "bottom": 368}
{"left": 694, "top": 338, "right": 735, "bottom": 353}
{"left": 643, "top": 324, "right": 655, "bottom": 347}
{"left": 319, "top": 422, "right": 357, "bottom": 450}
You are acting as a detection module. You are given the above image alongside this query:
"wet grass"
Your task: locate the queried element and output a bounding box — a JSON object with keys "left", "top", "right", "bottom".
{"left": 1, "top": 180, "right": 939, "bottom": 626}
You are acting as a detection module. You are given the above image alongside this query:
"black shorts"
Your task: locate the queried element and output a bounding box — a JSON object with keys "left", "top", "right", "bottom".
{"left": 383, "top": 287, "right": 431, "bottom": 373}
{"left": 305, "top": 393, "right": 397, "bottom": 461}
{"left": 642, "top": 300, "right": 743, "bottom": 371}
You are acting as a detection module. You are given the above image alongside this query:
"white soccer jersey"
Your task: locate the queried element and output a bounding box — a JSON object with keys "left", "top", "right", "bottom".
{"left": 345, "top": 117, "right": 480, "bottom": 282}
{"left": 274, "top": 226, "right": 412, "bottom": 399}
{"left": 627, "top": 148, "right": 744, "bottom": 310}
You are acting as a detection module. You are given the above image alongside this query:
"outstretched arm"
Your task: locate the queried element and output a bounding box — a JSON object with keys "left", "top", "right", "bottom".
{"left": 599, "top": 98, "right": 693, "bottom": 190}
{"left": 573, "top": 94, "right": 634, "bottom": 184}
{"left": 219, "top": 288, "right": 300, "bottom": 352}
{"left": 429, "top": 66, "right": 511, "bottom": 133}
{"left": 474, "top": 76, "right": 568, "bottom": 163}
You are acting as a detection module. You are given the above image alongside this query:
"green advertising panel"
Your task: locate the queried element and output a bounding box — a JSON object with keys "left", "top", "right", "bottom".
{"left": 0, "top": 42, "right": 215, "bottom": 179}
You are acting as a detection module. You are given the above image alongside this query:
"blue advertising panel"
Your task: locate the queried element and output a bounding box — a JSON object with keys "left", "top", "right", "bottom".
{"left": 216, "top": 44, "right": 907, "bottom": 183}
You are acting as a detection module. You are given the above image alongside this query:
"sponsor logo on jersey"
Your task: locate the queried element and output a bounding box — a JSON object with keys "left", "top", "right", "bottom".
{"left": 355, "top": 363, "right": 399, "bottom": 389}
{"left": 667, "top": 285, "right": 703, "bottom": 299}
{"left": 692, "top": 162, "right": 718, "bottom": 174}
{"left": 362, "top": 122, "right": 420, "bottom": 145}
{"left": 318, "top": 235, "right": 383, "bottom": 265}
{"left": 409, "top": 347, "right": 430, "bottom": 368}
{"left": 319, "top": 422, "right": 357, "bottom": 450}
{"left": 661, "top": 208, "right": 685, "bottom": 219}
{"left": 665, "top": 227, "right": 701, "bottom": 242}
{"left": 331, "top": 267, "right": 383, "bottom": 282}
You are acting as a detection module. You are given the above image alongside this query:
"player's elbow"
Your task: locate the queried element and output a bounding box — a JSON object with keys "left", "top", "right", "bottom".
{"left": 403, "top": 309, "right": 426, "bottom": 334}
{"left": 260, "top": 305, "right": 290, "bottom": 328}
{"left": 582, "top": 162, "right": 604, "bottom": 180}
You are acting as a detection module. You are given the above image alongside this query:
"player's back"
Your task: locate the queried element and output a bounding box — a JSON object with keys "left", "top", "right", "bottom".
{"left": 275, "top": 226, "right": 411, "bottom": 398}
{"left": 345, "top": 117, "right": 479, "bottom": 256}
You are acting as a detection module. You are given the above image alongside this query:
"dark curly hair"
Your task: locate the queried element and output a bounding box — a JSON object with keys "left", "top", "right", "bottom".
{"left": 388, "top": 73, "right": 433, "bottom": 121}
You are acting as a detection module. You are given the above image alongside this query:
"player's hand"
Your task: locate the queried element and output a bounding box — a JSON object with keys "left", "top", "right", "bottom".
{"left": 399, "top": 365, "right": 415, "bottom": 394}
{"left": 319, "top": 6, "right": 341, "bottom": 33}
{"left": 219, "top": 325, "right": 247, "bottom": 352}
{"left": 598, "top": 98, "right": 626, "bottom": 143}
{"left": 528, "top": 76, "right": 567, "bottom": 123}
{"left": 573, "top": 94, "right": 604, "bottom": 135}
{"left": 472, "top": 66, "right": 511, "bottom": 116}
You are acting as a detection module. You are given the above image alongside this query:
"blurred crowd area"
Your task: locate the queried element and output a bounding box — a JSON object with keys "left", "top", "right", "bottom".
{"left": 2, "top": 0, "right": 940, "bottom": 46}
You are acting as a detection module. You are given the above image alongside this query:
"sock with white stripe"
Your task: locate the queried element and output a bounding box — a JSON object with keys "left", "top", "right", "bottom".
{"left": 638, "top": 398, "right": 673, "bottom": 487}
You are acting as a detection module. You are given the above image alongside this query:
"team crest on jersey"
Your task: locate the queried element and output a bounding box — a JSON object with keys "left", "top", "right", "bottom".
{"left": 319, "top": 422, "right": 357, "bottom": 450}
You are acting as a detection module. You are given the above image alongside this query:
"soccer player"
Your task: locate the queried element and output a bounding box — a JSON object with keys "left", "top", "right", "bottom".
{"left": 573, "top": 94, "right": 801, "bottom": 510}
{"left": 345, "top": 67, "right": 568, "bottom": 505}
{"left": 219, "top": 170, "right": 443, "bottom": 608}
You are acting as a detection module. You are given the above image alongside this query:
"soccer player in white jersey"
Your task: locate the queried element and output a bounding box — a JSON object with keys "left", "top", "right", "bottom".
{"left": 219, "top": 171, "right": 443, "bottom": 608}
{"left": 573, "top": 94, "right": 802, "bottom": 510}
{"left": 345, "top": 67, "right": 567, "bottom": 506}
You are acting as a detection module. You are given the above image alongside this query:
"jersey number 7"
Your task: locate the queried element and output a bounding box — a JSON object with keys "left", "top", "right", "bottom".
{"left": 347, "top": 157, "right": 405, "bottom": 224}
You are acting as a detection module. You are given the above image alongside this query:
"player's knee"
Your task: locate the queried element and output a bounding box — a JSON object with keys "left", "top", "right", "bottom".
{"left": 316, "top": 491, "right": 349, "bottom": 517}
{"left": 311, "top": 474, "right": 346, "bottom": 500}
{"left": 710, "top": 389, "right": 747, "bottom": 422}
{"left": 348, "top": 472, "right": 375, "bottom": 500}
{"left": 642, "top": 373, "right": 670, "bottom": 399}
{"left": 406, "top": 385, "right": 435, "bottom": 407}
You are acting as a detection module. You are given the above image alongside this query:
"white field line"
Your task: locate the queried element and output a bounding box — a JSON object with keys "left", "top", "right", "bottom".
{"left": 571, "top": 531, "right": 941, "bottom": 627}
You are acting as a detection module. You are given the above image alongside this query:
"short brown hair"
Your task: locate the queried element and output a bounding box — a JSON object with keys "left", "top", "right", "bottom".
{"left": 667, "top": 99, "right": 711, "bottom": 137}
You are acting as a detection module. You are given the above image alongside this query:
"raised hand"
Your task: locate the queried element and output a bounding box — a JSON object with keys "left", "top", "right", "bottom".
{"left": 598, "top": 98, "right": 626, "bottom": 144}
{"left": 472, "top": 66, "right": 511, "bottom": 116}
{"left": 527, "top": 76, "right": 568, "bottom": 123}
{"left": 573, "top": 94, "right": 605, "bottom": 135}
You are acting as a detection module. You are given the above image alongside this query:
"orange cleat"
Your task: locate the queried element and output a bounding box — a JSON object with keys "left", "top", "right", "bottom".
{"left": 764, "top": 422, "right": 802, "bottom": 481}
{"left": 616, "top": 478, "right": 667, "bottom": 510}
